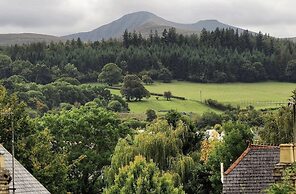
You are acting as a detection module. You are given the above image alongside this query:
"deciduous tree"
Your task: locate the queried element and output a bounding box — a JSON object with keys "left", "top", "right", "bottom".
{"left": 33, "top": 105, "right": 129, "bottom": 193}
{"left": 142, "top": 74, "right": 153, "bottom": 84}
{"left": 158, "top": 67, "right": 172, "bottom": 83}
{"left": 164, "top": 91, "right": 172, "bottom": 101}
{"left": 98, "top": 63, "right": 122, "bottom": 86}
{"left": 120, "top": 74, "right": 150, "bottom": 101}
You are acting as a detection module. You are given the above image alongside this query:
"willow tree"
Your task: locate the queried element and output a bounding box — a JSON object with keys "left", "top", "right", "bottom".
{"left": 103, "top": 155, "right": 185, "bottom": 194}
{"left": 104, "top": 120, "right": 198, "bottom": 193}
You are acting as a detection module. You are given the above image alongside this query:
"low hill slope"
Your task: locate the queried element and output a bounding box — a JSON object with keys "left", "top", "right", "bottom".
{"left": 0, "top": 33, "right": 62, "bottom": 46}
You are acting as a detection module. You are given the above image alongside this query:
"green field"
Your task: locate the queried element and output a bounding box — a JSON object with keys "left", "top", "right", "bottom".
{"left": 94, "top": 81, "right": 296, "bottom": 114}
{"left": 108, "top": 88, "right": 215, "bottom": 114}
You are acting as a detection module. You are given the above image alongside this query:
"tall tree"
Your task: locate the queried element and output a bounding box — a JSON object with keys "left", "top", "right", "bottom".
{"left": 285, "top": 59, "right": 296, "bottom": 82}
{"left": 104, "top": 119, "right": 201, "bottom": 194}
{"left": 19, "top": 128, "right": 69, "bottom": 194}
{"left": 0, "top": 85, "right": 32, "bottom": 151}
{"left": 120, "top": 74, "right": 150, "bottom": 101}
{"left": 98, "top": 63, "right": 122, "bottom": 86}
{"left": 33, "top": 105, "right": 129, "bottom": 193}
{"left": 260, "top": 106, "right": 293, "bottom": 144}
{"left": 0, "top": 54, "right": 12, "bottom": 79}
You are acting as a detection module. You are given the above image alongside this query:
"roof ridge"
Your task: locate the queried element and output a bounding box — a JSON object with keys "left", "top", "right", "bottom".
{"left": 249, "top": 144, "right": 279, "bottom": 149}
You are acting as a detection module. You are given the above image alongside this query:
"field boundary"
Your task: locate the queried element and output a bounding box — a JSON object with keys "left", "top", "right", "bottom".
{"left": 108, "top": 86, "right": 186, "bottom": 100}
{"left": 222, "top": 100, "right": 286, "bottom": 107}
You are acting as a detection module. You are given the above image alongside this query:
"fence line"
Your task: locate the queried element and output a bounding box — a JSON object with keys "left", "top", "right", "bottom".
{"left": 222, "top": 100, "right": 287, "bottom": 106}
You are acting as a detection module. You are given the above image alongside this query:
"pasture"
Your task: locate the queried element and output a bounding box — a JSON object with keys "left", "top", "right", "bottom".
{"left": 144, "top": 81, "right": 296, "bottom": 109}
{"left": 94, "top": 81, "right": 296, "bottom": 114}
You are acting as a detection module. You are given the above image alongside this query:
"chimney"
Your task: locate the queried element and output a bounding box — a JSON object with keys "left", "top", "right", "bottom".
{"left": 273, "top": 144, "right": 296, "bottom": 185}
{"left": 0, "top": 151, "right": 11, "bottom": 194}
{"left": 279, "top": 144, "right": 295, "bottom": 163}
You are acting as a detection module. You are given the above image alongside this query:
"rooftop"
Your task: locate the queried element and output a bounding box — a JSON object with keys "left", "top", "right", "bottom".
{"left": 223, "top": 144, "right": 280, "bottom": 194}
{"left": 0, "top": 144, "right": 50, "bottom": 194}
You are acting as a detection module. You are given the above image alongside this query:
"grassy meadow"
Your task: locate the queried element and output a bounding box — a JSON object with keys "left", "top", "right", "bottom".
{"left": 90, "top": 81, "right": 296, "bottom": 114}
{"left": 144, "top": 81, "right": 296, "bottom": 107}
{"left": 108, "top": 88, "right": 215, "bottom": 114}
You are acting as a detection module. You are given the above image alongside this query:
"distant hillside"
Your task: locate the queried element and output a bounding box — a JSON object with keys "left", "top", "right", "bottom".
{"left": 63, "top": 11, "right": 247, "bottom": 41}
{"left": 0, "top": 33, "right": 62, "bottom": 46}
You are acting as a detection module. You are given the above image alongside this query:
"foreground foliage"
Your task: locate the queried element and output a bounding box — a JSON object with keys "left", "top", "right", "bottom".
{"left": 20, "top": 104, "right": 130, "bottom": 193}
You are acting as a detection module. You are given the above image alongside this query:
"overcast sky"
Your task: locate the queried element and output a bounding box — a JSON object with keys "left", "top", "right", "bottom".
{"left": 0, "top": 0, "right": 295, "bottom": 38}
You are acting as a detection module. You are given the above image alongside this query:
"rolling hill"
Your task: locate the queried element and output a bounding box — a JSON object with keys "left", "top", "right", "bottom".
{"left": 62, "top": 11, "right": 246, "bottom": 41}
{"left": 0, "top": 33, "right": 62, "bottom": 46}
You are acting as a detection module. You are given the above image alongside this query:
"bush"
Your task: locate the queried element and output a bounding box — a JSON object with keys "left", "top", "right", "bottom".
{"left": 165, "top": 110, "right": 181, "bottom": 127}
{"left": 108, "top": 100, "right": 123, "bottom": 112}
{"left": 146, "top": 109, "right": 157, "bottom": 122}
{"left": 196, "top": 112, "right": 222, "bottom": 129}
{"left": 121, "top": 119, "right": 147, "bottom": 129}
{"left": 111, "top": 94, "right": 129, "bottom": 112}
{"left": 55, "top": 77, "right": 81, "bottom": 85}
{"left": 204, "top": 99, "right": 235, "bottom": 111}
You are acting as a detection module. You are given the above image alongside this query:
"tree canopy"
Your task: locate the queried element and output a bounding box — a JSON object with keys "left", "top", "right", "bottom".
{"left": 103, "top": 155, "right": 185, "bottom": 194}
{"left": 120, "top": 74, "right": 150, "bottom": 101}
{"left": 2, "top": 28, "right": 296, "bottom": 84}
{"left": 98, "top": 63, "right": 122, "bottom": 86}
{"left": 24, "top": 105, "right": 130, "bottom": 193}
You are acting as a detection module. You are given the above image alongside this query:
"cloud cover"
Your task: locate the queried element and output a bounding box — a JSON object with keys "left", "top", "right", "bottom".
{"left": 0, "top": 0, "right": 295, "bottom": 37}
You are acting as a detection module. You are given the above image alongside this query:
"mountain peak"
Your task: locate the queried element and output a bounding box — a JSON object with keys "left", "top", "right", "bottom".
{"left": 62, "top": 12, "right": 245, "bottom": 41}
{"left": 199, "top": 19, "right": 220, "bottom": 22}
{"left": 123, "top": 11, "right": 157, "bottom": 18}
{"left": 115, "top": 11, "right": 161, "bottom": 26}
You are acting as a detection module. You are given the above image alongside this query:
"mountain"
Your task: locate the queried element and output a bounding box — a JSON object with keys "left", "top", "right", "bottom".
{"left": 63, "top": 11, "right": 246, "bottom": 41}
{"left": 0, "top": 33, "right": 62, "bottom": 46}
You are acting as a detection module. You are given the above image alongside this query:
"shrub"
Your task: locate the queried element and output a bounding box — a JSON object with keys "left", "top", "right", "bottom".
{"left": 204, "top": 99, "right": 235, "bottom": 111}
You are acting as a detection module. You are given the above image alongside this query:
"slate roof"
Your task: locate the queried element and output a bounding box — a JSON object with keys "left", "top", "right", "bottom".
{"left": 0, "top": 144, "right": 50, "bottom": 194}
{"left": 223, "top": 144, "right": 280, "bottom": 194}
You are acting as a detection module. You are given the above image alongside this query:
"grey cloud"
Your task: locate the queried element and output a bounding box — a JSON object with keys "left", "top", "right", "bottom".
{"left": 0, "top": 0, "right": 84, "bottom": 27}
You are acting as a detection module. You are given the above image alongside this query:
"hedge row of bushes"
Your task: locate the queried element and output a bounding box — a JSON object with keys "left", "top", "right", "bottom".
{"left": 204, "top": 99, "right": 236, "bottom": 111}
{"left": 107, "top": 86, "right": 186, "bottom": 100}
